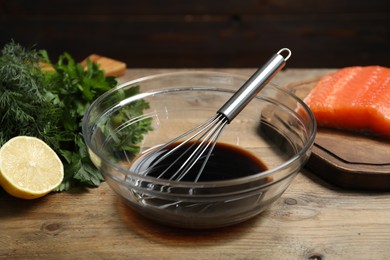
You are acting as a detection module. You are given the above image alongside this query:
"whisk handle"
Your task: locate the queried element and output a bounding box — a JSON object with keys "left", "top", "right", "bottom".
{"left": 218, "top": 48, "right": 291, "bottom": 122}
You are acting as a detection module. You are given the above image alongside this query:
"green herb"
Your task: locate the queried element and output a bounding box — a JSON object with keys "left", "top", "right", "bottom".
{"left": 0, "top": 41, "right": 64, "bottom": 150}
{"left": 41, "top": 51, "right": 118, "bottom": 191}
{"left": 0, "top": 41, "right": 152, "bottom": 191}
{"left": 99, "top": 86, "right": 153, "bottom": 157}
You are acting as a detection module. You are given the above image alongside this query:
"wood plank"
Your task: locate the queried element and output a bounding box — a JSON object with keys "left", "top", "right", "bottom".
{"left": 1, "top": 157, "right": 390, "bottom": 258}
{"left": 1, "top": 14, "right": 388, "bottom": 68}
{"left": 1, "top": 68, "right": 390, "bottom": 259}
{"left": 1, "top": 0, "right": 389, "bottom": 68}
{"left": 1, "top": 0, "right": 389, "bottom": 14}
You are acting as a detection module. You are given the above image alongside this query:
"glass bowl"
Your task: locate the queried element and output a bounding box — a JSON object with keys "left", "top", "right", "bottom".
{"left": 82, "top": 71, "right": 316, "bottom": 229}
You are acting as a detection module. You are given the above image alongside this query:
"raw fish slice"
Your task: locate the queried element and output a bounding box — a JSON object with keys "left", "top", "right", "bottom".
{"left": 304, "top": 66, "right": 390, "bottom": 138}
{"left": 368, "top": 70, "right": 390, "bottom": 136}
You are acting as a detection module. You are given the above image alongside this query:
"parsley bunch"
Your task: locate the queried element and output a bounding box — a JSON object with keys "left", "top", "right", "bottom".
{"left": 0, "top": 41, "right": 151, "bottom": 191}
{"left": 41, "top": 50, "right": 118, "bottom": 191}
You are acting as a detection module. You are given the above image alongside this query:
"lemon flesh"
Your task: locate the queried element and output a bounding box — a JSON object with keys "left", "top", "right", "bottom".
{"left": 0, "top": 136, "right": 64, "bottom": 199}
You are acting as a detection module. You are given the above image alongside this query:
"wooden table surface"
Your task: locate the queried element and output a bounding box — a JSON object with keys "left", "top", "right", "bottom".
{"left": 1, "top": 69, "right": 390, "bottom": 259}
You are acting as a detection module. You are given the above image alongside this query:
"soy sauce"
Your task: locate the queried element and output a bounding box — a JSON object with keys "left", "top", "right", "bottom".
{"left": 132, "top": 141, "right": 268, "bottom": 182}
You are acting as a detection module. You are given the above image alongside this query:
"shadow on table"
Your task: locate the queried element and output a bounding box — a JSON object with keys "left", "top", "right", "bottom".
{"left": 116, "top": 197, "right": 267, "bottom": 246}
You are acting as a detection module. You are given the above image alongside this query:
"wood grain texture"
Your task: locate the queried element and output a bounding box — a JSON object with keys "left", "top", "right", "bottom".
{"left": 1, "top": 171, "right": 389, "bottom": 259}
{"left": 0, "top": 1, "right": 389, "bottom": 68}
{"left": 1, "top": 68, "right": 390, "bottom": 259}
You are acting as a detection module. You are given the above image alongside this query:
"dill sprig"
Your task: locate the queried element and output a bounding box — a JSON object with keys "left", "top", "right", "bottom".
{"left": 0, "top": 41, "right": 64, "bottom": 150}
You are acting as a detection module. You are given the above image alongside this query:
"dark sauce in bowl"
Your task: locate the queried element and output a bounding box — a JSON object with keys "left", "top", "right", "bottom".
{"left": 125, "top": 141, "right": 275, "bottom": 228}
{"left": 131, "top": 141, "right": 268, "bottom": 182}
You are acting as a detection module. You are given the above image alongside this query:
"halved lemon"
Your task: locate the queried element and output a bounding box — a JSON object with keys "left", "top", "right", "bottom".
{"left": 0, "top": 136, "right": 64, "bottom": 199}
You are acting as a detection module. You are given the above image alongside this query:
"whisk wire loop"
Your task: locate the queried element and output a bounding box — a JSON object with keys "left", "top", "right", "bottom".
{"left": 138, "top": 114, "right": 226, "bottom": 179}
{"left": 174, "top": 114, "right": 228, "bottom": 181}
{"left": 192, "top": 116, "right": 228, "bottom": 182}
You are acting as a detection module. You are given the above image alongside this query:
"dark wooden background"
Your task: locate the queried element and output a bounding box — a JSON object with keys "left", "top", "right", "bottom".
{"left": 1, "top": 0, "right": 389, "bottom": 68}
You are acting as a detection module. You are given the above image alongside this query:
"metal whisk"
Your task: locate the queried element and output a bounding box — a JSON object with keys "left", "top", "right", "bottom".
{"left": 137, "top": 48, "right": 291, "bottom": 182}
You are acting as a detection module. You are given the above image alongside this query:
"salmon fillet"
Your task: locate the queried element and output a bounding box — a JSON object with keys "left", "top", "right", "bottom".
{"left": 304, "top": 66, "right": 390, "bottom": 137}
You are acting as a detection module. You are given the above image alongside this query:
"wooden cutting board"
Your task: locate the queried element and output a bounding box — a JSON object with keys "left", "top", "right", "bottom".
{"left": 81, "top": 54, "right": 127, "bottom": 77}
{"left": 41, "top": 54, "right": 127, "bottom": 77}
{"left": 287, "top": 78, "right": 390, "bottom": 191}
